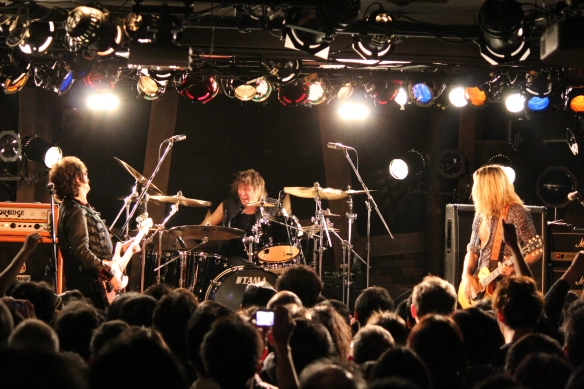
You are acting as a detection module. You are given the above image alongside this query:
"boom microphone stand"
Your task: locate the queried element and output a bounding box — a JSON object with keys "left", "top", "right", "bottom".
{"left": 47, "top": 183, "right": 59, "bottom": 292}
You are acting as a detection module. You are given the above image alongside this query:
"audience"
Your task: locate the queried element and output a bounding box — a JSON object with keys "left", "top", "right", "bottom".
{"left": 410, "top": 275, "right": 457, "bottom": 322}
{"left": 275, "top": 265, "right": 323, "bottom": 308}
{"left": 8, "top": 318, "right": 59, "bottom": 353}
{"left": 351, "top": 325, "right": 395, "bottom": 365}
{"left": 353, "top": 286, "right": 394, "bottom": 327}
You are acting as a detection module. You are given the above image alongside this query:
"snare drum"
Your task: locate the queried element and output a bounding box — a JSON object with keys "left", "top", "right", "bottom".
{"left": 205, "top": 266, "right": 278, "bottom": 311}
{"left": 255, "top": 216, "right": 301, "bottom": 263}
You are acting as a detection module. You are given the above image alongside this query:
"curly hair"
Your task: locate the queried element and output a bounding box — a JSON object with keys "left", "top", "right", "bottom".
{"left": 48, "top": 156, "right": 87, "bottom": 201}
{"left": 230, "top": 169, "right": 267, "bottom": 198}
{"left": 491, "top": 275, "right": 544, "bottom": 330}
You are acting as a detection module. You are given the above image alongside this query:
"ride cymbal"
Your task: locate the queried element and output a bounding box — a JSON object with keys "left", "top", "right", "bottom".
{"left": 169, "top": 225, "right": 245, "bottom": 240}
{"left": 114, "top": 157, "right": 164, "bottom": 196}
{"left": 150, "top": 194, "right": 211, "bottom": 207}
{"left": 343, "top": 189, "right": 377, "bottom": 196}
{"left": 284, "top": 186, "right": 347, "bottom": 200}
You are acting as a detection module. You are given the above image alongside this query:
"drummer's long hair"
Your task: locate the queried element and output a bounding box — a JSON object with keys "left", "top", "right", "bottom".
{"left": 471, "top": 164, "right": 524, "bottom": 219}
{"left": 49, "top": 156, "right": 87, "bottom": 201}
{"left": 231, "top": 169, "right": 267, "bottom": 198}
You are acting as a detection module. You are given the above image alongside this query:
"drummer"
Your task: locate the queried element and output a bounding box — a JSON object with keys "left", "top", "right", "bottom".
{"left": 202, "top": 169, "right": 282, "bottom": 266}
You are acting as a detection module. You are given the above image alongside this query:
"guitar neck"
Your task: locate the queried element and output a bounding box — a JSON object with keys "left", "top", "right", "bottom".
{"left": 117, "top": 228, "right": 148, "bottom": 272}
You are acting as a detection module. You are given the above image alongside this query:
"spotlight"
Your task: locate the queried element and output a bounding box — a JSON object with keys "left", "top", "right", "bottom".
{"left": 337, "top": 81, "right": 359, "bottom": 100}
{"left": 369, "top": 81, "right": 400, "bottom": 106}
{"left": 487, "top": 154, "right": 515, "bottom": 183}
{"left": 437, "top": 149, "right": 466, "bottom": 179}
{"left": 352, "top": 10, "right": 396, "bottom": 60}
{"left": 21, "top": 135, "right": 62, "bottom": 168}
{"left": 504, "top": 88, "right": 525, "bottom": 113}
{"left": 1, "top": 53, "right": 31, "bottom": 92}
{"left": 409, "top": 82, "right": 443, "bottom": 107}
{"left": 565, "top": 88, "right": 584, "bottom": 113}
{"left": 278, "top": 80, "right": 309, "bottom": 106}
{"left": 306, "top": 76, "right": 332, "bottom": 105}
{"left": 124, "top": 13, "right": 159, "bottom": 41}
{"left": 525, "top": 70, "right": 552, "bottom": 97}
{"left": 175, "top": 74, "right": 219, "bottom": 103}
{"left": 466, "top": 87, "right": 488, "bottom": 106}
{"left": 389, "top": 149, "right": 426, "bottom": 180}
{"left": 263, "top": 59, "right": 302, "bottom": 84}
{"left": 448, "top": 87, "right": 468, "bottom": 107}
{"left": 18, "top": 21, "right": 55, "bottom": 56}
{"left": 222, "top": 79, "right": 256, "bottom": 101}
{"left": 536, "top": 166, "right": 576, "bottom": 208}
{"left": 86, "top": 91, "right": 120, "bottom": 111}
{"left": 527, "top": 96, "right": 550, "bottom": 111}
{"left": 0, "top": 131, "right": 21, "bottom": 163}
{"left": 33, "top": 62, "right": 78, "bottom": 96}
{"left": 64, "top": 6, "right": 123, "bottom": 56}
{"left": 394, "top": 87, "right": 408, "bottom": 109}
{"left": 252, "top": 77, "right": 272, "bottom": 102}
{"left": 478, "top": 0, "right": 530, "bottom": 65}
{"left": 83, "top": 70, "right": 114, "bottom": 92}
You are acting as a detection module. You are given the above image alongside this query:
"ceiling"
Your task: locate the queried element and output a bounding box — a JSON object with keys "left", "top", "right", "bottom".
{"left": 0, "top": 0, "right": 582, "bottom": 97}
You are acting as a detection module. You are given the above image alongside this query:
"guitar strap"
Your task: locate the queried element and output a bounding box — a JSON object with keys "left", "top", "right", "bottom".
{"left": 490, "top": 204, "right": 510, "bottom": 263}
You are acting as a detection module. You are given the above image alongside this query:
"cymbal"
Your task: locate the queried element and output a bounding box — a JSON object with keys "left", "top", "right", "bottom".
{"left": 169, "top": 225, "right": 245, "bottom": 240}
{"left": 301, "top": 225, "right": 340, "bottom": 233}
{"left": 246, "top": 201, "right": 276, "bottom": 207}
{"left": 150, "top": 194, "right": 211, "bottom": 208}
{"left": 344, "top": 189, "right": 377, "bottom": 196}
{"left": 284, "top": 187, "right": 347, "bottom": 200}
{"left": 114, "top": 157, "right": 164, "bottom": 196}
{"left": 323, "top": 209, "right": 340, "bottom": 217}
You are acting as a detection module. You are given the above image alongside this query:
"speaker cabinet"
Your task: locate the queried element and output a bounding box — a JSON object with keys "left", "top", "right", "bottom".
{"left": 444, "top": 204, "right": 547, "bottom": 293}
{"left": 549, "top": 262, "right": 584, "bottom": 294}
{"left": 0, "top": 238, "right": 61, "bottom": 289}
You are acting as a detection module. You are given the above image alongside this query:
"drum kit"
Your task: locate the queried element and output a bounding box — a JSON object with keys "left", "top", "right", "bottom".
{"left": 109, "top": 157, "right": 376, "bottom": 307}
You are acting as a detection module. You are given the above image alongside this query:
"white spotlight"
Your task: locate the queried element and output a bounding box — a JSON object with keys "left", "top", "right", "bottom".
{"left": 338, "top": 102, "right": 370, "bottom": 120}
{"left": 86, "top": 92, "right": 120, "bottom": 110}
{"left": 449, "top": 87, "right": 468, "bottom": 107}
{"left": 394, "top": 87, "right": 408, "bottom": 109}
{"left": 505, "top": 93, "right": 525, "bottom": 113}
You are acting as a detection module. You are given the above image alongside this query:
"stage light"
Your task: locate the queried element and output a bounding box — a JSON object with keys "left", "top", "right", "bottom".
{"left": 175, "top": 74, "right": 219, "bottom": 103}
{"left": 505, "top": 90, "right": 525, "bottom": 113}
{"left": 222, "top": 79, "right": 256, "bottom": 101}
{"left": 278, "top": 81, "right": 309, "bottom": 106}
{"left": 369, "top": 81, "right": 400, "bottom": 106}
{"left": 527, "top": 96, "right": 550, "bottom": 111}
{"left": 352, "top": 10, "right": 396, "bottom": 60}
{"left": 525, "top": 70, "right": 552, "bottom": 97}
{"left": 449, "top": 87, "right": 468, "bottom": 107}
{"left": 1, "top": 53, "right": 31, "bottom": 92}
{"left": 466, "top": 87, "right": 487, "bottom": 106}
{"left": 18, "top": 21, "right": 55, "bottom": 56}
{"left": 306, "top": 77, "right": 332, "bottom": 105}
{"left": 566, "top": 88, "right": 584, "bottom": 113}
{"left": 389, "top": 149, "right": 426, "bottom": 180}
{"left": 478, "top": 0, "right": 530, "bottom": 65}
{"left": 437, "top": 149, "right": 465, "bottom": 179}
{"left": 263, "top": 59, "right": 302, "bottom": 84}
{"left": 252, "top": 77, "right": 272, "bottom": 102}
{"left": 409, "top": 82, "right": 443, "bottom": 107}
{"left": 283, "top": 0, "right": 360, "bottom": 59}
{"left": 536, "top": 166, "right": 576, "bottom": 208}
{"left": 86, "top": 92, "right": 120, "bottom": 111}
{"left": 22, "top": 135, "right": 62, "bottom": 168}
{"left": 83, "top": 71, "right": 114, "bottom": 92}
{"left": 3, "top": 74, "right": 29, "bottom": 94}
{"left": 124, "top": 13, "right": 159, "bottom": 41}
{"left": 394, "top": 87, "right": 408, "bottom": 109}
{"left": 64, "top": 6, "right": 123, "bottom": 56}
{"left": 566, "top": 128, "right": 578, "bottom": 156}
{"left": 0, "top": 131, "right": 21, "bottom": 163}
{"left": 487, "top": 154, "right": 515, "bottom": 183}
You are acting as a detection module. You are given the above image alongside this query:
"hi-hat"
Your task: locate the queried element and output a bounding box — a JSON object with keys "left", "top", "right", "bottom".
{"left": 284, "top": 186, "right": 347, "bottom": 200}
{"left": 246, "top": 201, "right": 276, "bottom": 207}
{"left": 150, "top": 194, "right": 211, "bottom": 207}
{"left": 114, "top": 157, "right": 164, "bottom": 196}
{"left": 169, "top": 225, "right": 245, "bottom": 240}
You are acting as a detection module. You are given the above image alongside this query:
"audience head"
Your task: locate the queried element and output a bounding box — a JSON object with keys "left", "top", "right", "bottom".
{"left": 352, "top": 325, "right": 395, "bottom": 364}
{"left": 505, "top": 332, "right": 565, "bottom": 375}
{"left": 8, "top": 318, "right": 59, "bottom": 353}
{"left": 241, "top": 280, "right": 277, "bottom": 309}
{"left": 514, "top": 353, "right": 572, "bottom": 389}
{"left": 267, "top": 290, "right": 303, "bottom": 310}
{"left": 563, "top": 306, "right": 584, "bottom": 368}
{"left": 367, "top": 311, "right": 410, "bottom": 345}
{"left": 369, "top": 346, "right": 432, "bottom": 389}
{"left": 310, "top": 304, "right": 353, "bottom": 361}
{"left": 90, "top": 320, "right": 129, "bottom": 359}
{"left": 319, "top": 299, "right": 352, "bottom": 326}
{"left": 53, "top": 301, "right": 101, "bottom": 360}
{"left": 368, "top": 377, "right": 424, "bottom": 389}
{"left": 109, "top": 292, "right": 157, "bottom": 327}
{"left": 0, "top": 300, "right": 14, "bottom": 348}
{"left": 299, "top": 360, "right": 366, "bottom": 389}
{"left": 90, "top": 326, "right": 186, "bottom": 389}
{"left": 186, "top": 300, "right": 234, "bottom": 376}
{"left": 452, "top": 307, "right": 504, "bottom": 367}
{"left": 10, "top": 281, "right": 59, "bottom": 324}
{"left": 289, "top": 318, "right": 335, "bottom": 375}
{"left": 407, "top": 314, "right": 466, "bottom": 389}
{"left": 491, "top": 275, "right": 544, "bottom": 331}
{"left": 411, "top": 275, "right": 456, "bottom": 321}
{"left": 354, "top": 286, "right": 394, "bottom": 327}
{"left": 275, "top": 265, "right": 323, "bottom": 308}
{"left": 201, "top": 314, "right": 262, "bottom": 389}
{"left": 143, "top": 283, "right": 172, "bottom": 301}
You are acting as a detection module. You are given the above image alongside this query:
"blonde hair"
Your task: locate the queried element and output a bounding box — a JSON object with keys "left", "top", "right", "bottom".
{"left": 471, "top": 164, "right": 523, "bottom": 218}
{"left": 230, "top": 169, "right": 267, "bottom": 198}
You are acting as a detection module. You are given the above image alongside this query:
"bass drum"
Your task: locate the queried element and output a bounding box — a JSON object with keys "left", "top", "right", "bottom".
{"left": 205, "top": 266, "right": 278, "bottom": 311}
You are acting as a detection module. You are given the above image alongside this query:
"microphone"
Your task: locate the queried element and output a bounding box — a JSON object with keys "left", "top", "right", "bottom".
{"left": 327, "top": 142, "right": 354, "bottom": 151}
{"left": 168, "top": 134, "right": 187, "bottom": 142}
{"left": 568, "top": 191, "right": 584, "bottom": 206}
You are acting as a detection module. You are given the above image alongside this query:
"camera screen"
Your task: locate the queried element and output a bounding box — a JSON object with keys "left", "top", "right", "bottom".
{"left": 255, "top": 310, "right": 275, "bottom": 327}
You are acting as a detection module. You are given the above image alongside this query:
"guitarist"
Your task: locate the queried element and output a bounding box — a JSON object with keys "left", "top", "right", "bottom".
{"left": 460, "top": 165, "right": 542, "bottom": 306}
{"left": 50, "top": 157, "right": 135, "bottom": 309}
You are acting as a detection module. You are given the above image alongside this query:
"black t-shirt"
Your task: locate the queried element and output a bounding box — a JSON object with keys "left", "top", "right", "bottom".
{"left": 224, "top": 212, "right": 257, "bottom": 258}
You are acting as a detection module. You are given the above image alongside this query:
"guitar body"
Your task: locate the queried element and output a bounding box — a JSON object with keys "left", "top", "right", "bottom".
{"left": 457, "top": 266, "right": 497, "bottom": 309}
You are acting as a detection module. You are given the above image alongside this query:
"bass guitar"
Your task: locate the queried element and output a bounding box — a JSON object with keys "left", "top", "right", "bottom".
{"left": 457, "top": 235, "right": 542, "bottom": 309}
{"left": 102, "top": 217, "right": 153, "bottom": 305}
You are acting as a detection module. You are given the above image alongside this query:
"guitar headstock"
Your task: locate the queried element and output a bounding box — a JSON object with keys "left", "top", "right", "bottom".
{"left": 138, "top": 216, "right": 154, "bottom": 230}
{"left": 521, "top": 235, "right": 543, "bottom": 255}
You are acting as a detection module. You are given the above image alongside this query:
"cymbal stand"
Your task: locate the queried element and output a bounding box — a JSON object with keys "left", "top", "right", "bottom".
{"left": 312, "top": 191, "right": 332, "bottom": 279}
{"left": 343, "top": 191, "right": 358, "bottom": 305}
{"left": 109, "top": 186, "right": 140, "bottom": 240}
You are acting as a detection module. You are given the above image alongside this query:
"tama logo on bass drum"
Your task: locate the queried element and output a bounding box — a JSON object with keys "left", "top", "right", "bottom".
{"left": 236, "top": 276, "right": 267, "bottom": 285}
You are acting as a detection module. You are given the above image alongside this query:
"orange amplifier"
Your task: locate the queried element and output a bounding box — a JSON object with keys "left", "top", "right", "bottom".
{"left": 0, "top": 202, "right": 58, "bottom": 237}
{"left": 0, "top": 202, "right": 62, "bottom": 293}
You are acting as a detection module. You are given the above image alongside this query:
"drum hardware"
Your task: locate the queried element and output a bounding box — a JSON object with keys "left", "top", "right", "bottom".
{"left": 246, "top": 200, "right": 277, "bottom": 207}
{"left": 169, "top": 225, "right": 246, "bottom": 241}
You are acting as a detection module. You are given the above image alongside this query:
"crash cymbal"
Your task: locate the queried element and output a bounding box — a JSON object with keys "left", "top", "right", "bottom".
{"left": 150, "top": 194, "right": 211, "bottom": 207}
{"left": 284, "top": 186, "right": 347, "bottom": 200}
{"left": 343, "top": 189, "right": 377, "bottom": 196}
{"left": 323, "top": 209, "right": 340, "bottom": 217}
{"left": 169, "top": 225, "right": 245, "bottom": 240}
{"left": 114, "top": 157, "right": 164, "bottom": 196}
{"left": 246, "top": 201, "right": 277, "bottom": 207}
{"left": 301, "top": 225, "right": 340, "bottom": 233}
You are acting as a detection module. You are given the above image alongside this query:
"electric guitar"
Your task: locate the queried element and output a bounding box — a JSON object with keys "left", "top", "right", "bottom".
{"left": 102, "top": 217, "right": 153, "bottom": 305}
{"left": 457, "top": 235, "right": 543, "bottom": 309}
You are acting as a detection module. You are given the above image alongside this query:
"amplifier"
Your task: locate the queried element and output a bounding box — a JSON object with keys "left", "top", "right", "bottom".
{"left": 549, "top": 230, "right": 584, "bottom": 262}
{"left": 0, "top": 202, "right": 58, "bottom": 237}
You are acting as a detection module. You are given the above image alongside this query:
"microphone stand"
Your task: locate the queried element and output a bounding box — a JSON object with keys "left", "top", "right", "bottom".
{"left": 47, "top": 183, "right": 59, "bottom": 293}
{"left": 342, "top": 149, "right": 395, "bottom": 298}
